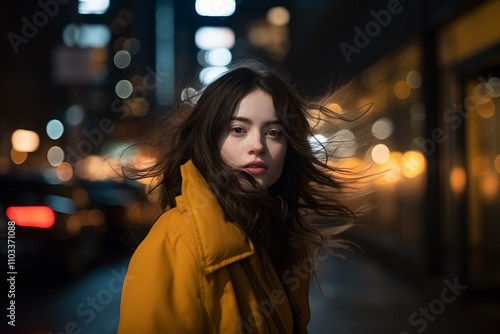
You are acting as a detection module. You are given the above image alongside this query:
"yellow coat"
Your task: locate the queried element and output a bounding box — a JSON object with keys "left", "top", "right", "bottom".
{"left": 118, "top": 160, "right": 311, "bottom": 333}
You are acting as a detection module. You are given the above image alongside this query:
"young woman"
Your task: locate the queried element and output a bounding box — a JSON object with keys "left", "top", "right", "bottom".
{"left": 118, "top": 63, "right": 357, "bottom": 333}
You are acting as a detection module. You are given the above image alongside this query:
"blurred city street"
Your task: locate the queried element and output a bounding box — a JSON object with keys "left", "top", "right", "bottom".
{"left": 2, "top": 0, "right": 500, "bottom": 333}
{"left": 7, "top": 248, "right": 500, "bottom": 334}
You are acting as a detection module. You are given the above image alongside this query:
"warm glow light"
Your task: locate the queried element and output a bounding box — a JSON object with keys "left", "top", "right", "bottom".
{"left": 267, "top": 7, "right": 290, "bottom": 26}
{"left": 56, "top": 162, "right": 74, "bottom": 182}
{"left": 495, "top": 154, "right": 500, "bottom": 173}
{"left": 75, "top": 155, "right": 116, "bottom": 181}
{"left": 327, "top": 103, "right": 343, "bottom": 113}
{"left": 450, "top": 167, "right": 466, "bottom": 194}
{"left": 195, "top": 27, "right": 235, "bottom": 50}
{"left": 480, "top": 172, "right": 499, "bottom": 200}
{"left": 124, "top": 97, "right": 150, "bottom": 117}
{"left": 384, "top": 152, "right": 403, "bottom": 183}
{"left": 6, "top": 206, "right": 56, "bottom": 228}
{"left": 371, "top": 144, "right": 390, "bottom": 164}
{"left": 476, "top": 100, "right": 495, "bottom": 118}
{"left": 331, "top": 129, "right": 357, "bottom": 158}
{"left": 195, "top": 0, "right": 235, "bottom": 17}
{"left": 11, "top": 129, "right": 40, "bottom": 152}
{"left": 11, "top": 148, "right": 27, "bottom": 165}
{"left": 66, "top": 215, "right": 82, "bottom": 235}
{"left": 394, "top": 81, "right": 411, "bottom": 99}
{"left": 472, "top": 156, "right": 490, "bottom": 176}
{"left": 474, "top": 83, "right": 493, "bottom": 103}
{"left": 401, "top": 150, "right": 426, "bottom": 178}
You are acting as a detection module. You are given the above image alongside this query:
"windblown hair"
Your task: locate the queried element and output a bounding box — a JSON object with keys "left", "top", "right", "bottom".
{"left": 130, "top": 63, "right": 361, "bottom": 276}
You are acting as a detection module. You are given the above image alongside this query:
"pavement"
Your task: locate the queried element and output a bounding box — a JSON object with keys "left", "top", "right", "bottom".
{"left": 6, "top": 250, "right": 500, "bottom": 334}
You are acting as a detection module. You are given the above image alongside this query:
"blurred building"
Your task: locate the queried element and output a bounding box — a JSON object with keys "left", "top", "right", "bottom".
{"left": 1, "top": 0, "right": 499, "bottom": 301}
{"left": 284, "top": 0, "right": 500, "bottom": 300}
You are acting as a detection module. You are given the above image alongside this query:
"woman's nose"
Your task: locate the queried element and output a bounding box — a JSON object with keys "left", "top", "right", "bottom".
{"left": 247, "top": 132, "right": 265, "bottom": 155}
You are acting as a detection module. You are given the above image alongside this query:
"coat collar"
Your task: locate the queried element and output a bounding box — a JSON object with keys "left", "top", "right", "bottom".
{"left": 175, "top": 160, "right": 255, "bottom": 275}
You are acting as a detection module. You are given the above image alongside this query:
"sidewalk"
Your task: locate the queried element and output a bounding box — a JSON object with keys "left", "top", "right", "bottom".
{"left": 9, "top": 251, "right": 500, "bottom": 334}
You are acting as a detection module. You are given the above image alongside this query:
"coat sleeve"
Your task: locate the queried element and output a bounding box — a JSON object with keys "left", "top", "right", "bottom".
{"left": 118, "top": 212, "right": 207, "bottom": 333}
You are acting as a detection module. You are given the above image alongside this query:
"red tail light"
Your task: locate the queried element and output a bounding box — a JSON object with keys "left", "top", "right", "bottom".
{"left": 6, "top": 206, "right": 56, "bottom": 228}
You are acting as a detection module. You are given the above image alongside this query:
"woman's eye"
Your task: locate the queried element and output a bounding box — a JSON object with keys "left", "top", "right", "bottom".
{"left": 231, "top": 127, "right": 245, "bottom": 134}
{"left": 266, "top": 129, "right": 281, "bottom": 137}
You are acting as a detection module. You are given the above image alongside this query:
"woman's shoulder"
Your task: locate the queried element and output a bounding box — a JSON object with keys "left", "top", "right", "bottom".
{"left": 133, "top": 208, "right": 198, "bottom": 259}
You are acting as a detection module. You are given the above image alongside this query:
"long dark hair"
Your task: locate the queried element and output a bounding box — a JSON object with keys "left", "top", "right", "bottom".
{"left": 129, "top": 63, "right": 360, "bottom": 276}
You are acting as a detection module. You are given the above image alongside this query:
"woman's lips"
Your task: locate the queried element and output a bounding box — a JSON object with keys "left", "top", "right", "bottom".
{"left": 244, "top": 166, "right": 267, "bottom": 174}
{"left": 243, "top": 162, "right": 268, "bottom": 175}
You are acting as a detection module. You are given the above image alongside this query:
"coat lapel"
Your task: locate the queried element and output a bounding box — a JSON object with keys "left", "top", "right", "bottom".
{"left": 176, "top": 160, "right": 255, "bottom": 275}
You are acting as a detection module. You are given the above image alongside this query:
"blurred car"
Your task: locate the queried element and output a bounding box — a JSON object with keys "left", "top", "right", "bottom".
{"left": 0, "top": 173, "right": 144, "bottom": 279}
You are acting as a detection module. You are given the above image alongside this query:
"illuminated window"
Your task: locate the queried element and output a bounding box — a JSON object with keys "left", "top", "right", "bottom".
{"left": 78, "top": 0, "right": 110, "bottom": 15}
{"left": 195, "top": 0, "right": 235, "bottom": 17}
{"left": 195, "top": 27, "right": 235, "bottom": 50}
{"left": 63, "top": 24, "right": 111, "bottom": 48}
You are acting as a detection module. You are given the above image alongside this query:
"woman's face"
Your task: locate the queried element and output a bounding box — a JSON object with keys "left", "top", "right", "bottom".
{"left": 220, "top": 89, "right": 288, "bottom": 189}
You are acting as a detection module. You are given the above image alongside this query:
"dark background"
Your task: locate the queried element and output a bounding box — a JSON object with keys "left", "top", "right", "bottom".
{"left": 1, "top": 0, "right": 500, "bottom": 333}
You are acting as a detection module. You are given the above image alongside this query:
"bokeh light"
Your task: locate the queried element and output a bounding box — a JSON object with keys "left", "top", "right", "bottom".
{"left": 371, "top": 144, "right": 390, "bottom": 164}
{"left": 195, "top": 27, "right": 235, "bottom": 50}
{"left": 46, "top": 119, "right": 64, "bottom": 140}
{"left": 401, "top": 150, "right": 426, "bottom": 178}
{"left": 406, "top": 70, "right": 422, "bottom": 89}
{"left": 383, "top": 151, "right": 403, "bottom": 183}
{"left": 450, "top": 167, "right": 466, "bottom": 194}
{"left": 394, "top": 81, "right": 411, "bottom": 99}
{"left": 56, "top": 162, "right": 74, "bottom": 182}
{"left": 371, "top": 118, "right": 393, "bottom": 140}
{"left": 66, "top": 105, "right": 85, "bottom": 126}
{"left": 114, "top": 50, "right": 132, "bottom": 69}
{"left": 267, "top": 7, "right": 290, "bottom": 26}
{"left": 123, "top": 38, "right": 141, "bottom": 55}
{"left": 195, "top": 0, "right": 235, "bottom": 17}
{"left": 47, "top": 146, "right": 65, "bottom": 166}
{"left": 480, "top": 172, "right": 499, "bottom": 200}
{"left": 11, "top": 129, "right": 40, "bottom": 152}
{"left": 115, "top": 80, "right": 133, "bottom": 98}
{"left": 476, "top": 100, "right": 495, "bottom": 118}
{"left": 11, "top": 148, "right": 28, "bottom": 165}
{"left": 205, "top": 48, "right": 232, "bottom": 66}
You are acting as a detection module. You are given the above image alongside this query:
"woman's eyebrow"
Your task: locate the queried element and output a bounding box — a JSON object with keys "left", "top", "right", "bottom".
{"left": 230, "top": 116, "right": 282, "bottom": 126}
